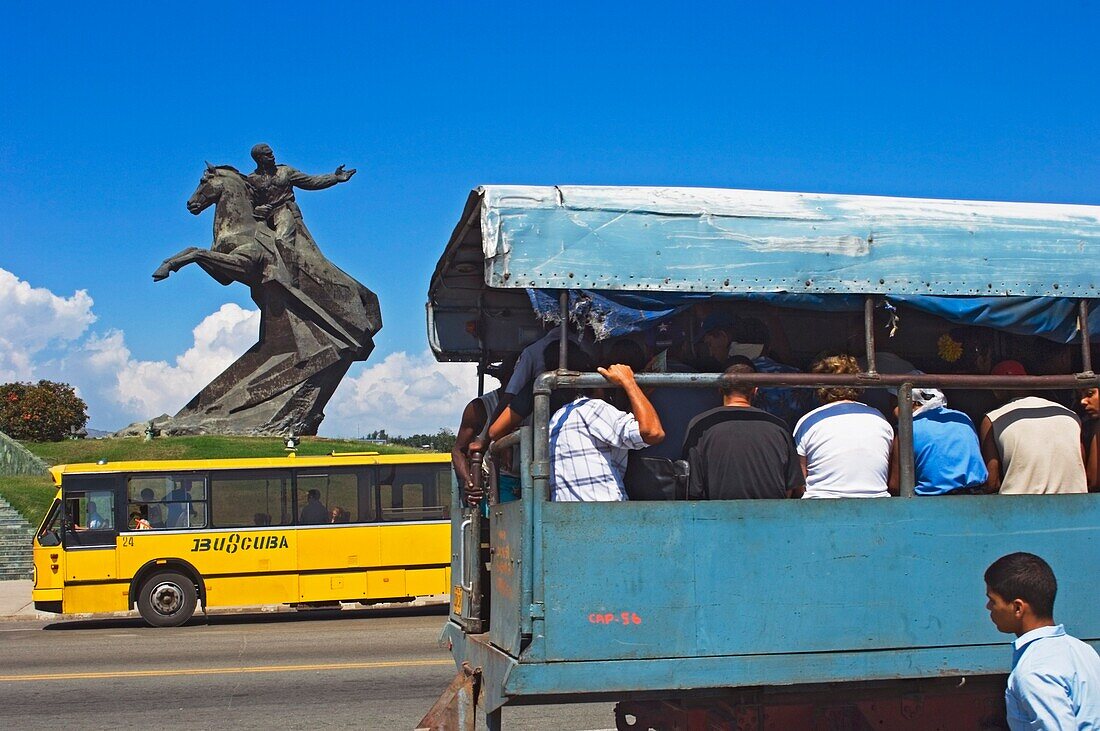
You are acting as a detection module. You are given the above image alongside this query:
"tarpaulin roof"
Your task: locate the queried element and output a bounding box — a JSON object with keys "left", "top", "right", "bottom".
{"left": 428, "top": 186, "right": 1100, "bottom": 358}
{"left": 527, "top": 289, "right": 1100, "bottom": 344}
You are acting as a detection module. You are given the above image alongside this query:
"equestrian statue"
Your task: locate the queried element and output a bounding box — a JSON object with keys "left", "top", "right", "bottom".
{"left": 149, "top": 144, "right": 382, "bottom": 436}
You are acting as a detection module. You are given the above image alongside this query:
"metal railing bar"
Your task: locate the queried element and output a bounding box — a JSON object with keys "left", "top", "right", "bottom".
{"left": 558, "top": 291, "right": 569, "bottom": 372}
{"left": 896, "top": 383, "right": 915, "bottom": 497}
{"left": 864, "top": 296, "right": 878, "bottom": 375}
{"left": 541, "top": 372, "right": 1099, "bottom": 390}
{"left": 1080, "top": 300, "right": 1093, "bottom": 375}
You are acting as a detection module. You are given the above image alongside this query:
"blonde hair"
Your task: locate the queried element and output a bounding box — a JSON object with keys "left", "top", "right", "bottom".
{"left": 811, "top": 354, "right": 863, "bottom": 404}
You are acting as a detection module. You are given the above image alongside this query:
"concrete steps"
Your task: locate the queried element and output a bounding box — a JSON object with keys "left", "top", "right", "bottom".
{"left": 0, "top": 497, "right": 33, "bottom": 581}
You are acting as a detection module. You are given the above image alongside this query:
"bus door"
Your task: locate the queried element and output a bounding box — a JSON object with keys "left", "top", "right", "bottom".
{"left": 61, "top": 475, "right": 123, "bottom": 583}
{"left": 376, "top": 463, "right": 452, "bottom": 599}
{"left": 294, "top": 466, "right": 380, "bottom": 601}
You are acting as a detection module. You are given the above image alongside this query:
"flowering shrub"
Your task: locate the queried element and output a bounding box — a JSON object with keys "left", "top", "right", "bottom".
{"left": 0, "top": 381, "right": 89, "bottom": 442}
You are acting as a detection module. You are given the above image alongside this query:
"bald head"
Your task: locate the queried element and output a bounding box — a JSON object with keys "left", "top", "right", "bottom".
{"left": 251, "top": 143, "right": 275, "bottom": 167}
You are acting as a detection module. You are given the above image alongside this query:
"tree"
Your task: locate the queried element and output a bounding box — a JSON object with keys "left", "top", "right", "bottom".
{"left": 388, "top": 428, "right": 456, "bottom": 453}
{"left": 0, "top": 380, "right": 89, "bottom": 442}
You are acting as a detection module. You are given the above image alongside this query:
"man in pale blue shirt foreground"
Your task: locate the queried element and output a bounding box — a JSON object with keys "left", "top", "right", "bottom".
{"left": 984, "top": 552, "right": 1100, "bottom": 730}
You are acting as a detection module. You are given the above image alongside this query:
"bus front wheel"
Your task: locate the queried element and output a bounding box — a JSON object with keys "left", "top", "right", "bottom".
{"left": 137, "top": 571, "right": 197, "bottom": 627}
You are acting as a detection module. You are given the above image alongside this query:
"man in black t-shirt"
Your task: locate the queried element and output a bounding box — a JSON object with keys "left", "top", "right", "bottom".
{"left": 682, "top": 360, "right": 805, "bottom": 500}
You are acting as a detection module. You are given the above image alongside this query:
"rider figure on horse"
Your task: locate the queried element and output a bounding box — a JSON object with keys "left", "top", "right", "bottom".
{"left": 247, "top": 143, "right": 356, "bottom": 270}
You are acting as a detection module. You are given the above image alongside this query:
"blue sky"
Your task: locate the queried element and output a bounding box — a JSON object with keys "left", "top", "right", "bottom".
{"left": 2, "top": 2, "right": 1099, "bottom": 434}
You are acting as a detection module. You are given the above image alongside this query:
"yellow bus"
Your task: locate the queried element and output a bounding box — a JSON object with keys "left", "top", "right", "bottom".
{"left": 31, "top": 452, "right": 452, "bottom": 626}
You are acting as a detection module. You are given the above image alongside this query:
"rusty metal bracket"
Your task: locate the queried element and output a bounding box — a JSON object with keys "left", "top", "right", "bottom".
{"left": 417, "top": 662, "right": 483, "bottom": 731}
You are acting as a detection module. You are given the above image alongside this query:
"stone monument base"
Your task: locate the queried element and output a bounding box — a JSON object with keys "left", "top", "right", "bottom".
{"left": 112, "top": 411, "right": 319, "bottom": 438}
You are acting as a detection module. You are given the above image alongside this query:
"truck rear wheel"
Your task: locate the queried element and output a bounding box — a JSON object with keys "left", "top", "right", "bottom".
{"left": 137, "top": 571, "right": 197, "bottom": 627}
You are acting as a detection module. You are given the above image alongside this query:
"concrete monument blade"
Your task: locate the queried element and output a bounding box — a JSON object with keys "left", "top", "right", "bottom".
{"left": 147, "top": 144, "right": 381, "bottom": 436}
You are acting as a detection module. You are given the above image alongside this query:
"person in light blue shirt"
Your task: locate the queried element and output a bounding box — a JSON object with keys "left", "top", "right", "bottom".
{"left": 86, "top": 501, "right": 107, "bottom": 530}
{"left": 889, "top": 384, "right": 988, "bottom": 495}
{"left": 984, "top": 552, "right": 1100, "bottom": 730}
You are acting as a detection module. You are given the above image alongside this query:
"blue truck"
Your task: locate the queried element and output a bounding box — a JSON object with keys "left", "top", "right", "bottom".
{"left": 421, "top": 185, "right": 1100, "bottom": 730}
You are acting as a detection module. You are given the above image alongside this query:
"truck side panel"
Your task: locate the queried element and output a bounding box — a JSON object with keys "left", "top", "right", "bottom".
{"left": 537, "top": 497, "right": 1098, "bottom": 666}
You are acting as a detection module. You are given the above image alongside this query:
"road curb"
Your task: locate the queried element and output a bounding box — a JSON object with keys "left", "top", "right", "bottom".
{"left": 0, "top": 594, "right": 450, "bottom": 622}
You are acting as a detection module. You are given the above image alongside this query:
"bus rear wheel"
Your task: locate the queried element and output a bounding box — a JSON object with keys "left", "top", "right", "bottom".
{"left": 137, "top": 571, "right": 197, "bottom": 627}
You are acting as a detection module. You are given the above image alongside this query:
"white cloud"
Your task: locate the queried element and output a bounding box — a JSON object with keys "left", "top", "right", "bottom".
{"left": 323, "top": 351, "right": 478, "bottom": 437}
{"left": 0, "top": 267, "right": 478, "bottom": 434}
{"left": 42, "top": 304, "right": 257, "bottom": 428}
{"left": 0, "top": 264, "right": 259, "bottom": 429}
{"left": 0, "top": 268, "right": 96, "bottom": 382}
{"left": 99, "top": 304, "right": 260, "bottom": 418}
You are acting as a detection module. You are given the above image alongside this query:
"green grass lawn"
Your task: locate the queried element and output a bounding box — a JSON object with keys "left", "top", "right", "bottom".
{"left": 0, "top": 436, "right": 424, "bottom": 524}
{"left": 23, "top": 435, "right": 420, "bottom": 464}
{"left": 0, "top": 475, "right": 55, "bottom": 528}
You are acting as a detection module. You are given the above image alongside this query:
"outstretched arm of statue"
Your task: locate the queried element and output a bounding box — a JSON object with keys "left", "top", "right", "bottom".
{"left": 287, "top": 165, "right": 356, "bottom": 191}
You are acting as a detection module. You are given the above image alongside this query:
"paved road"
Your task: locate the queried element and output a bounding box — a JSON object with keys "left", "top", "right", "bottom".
{"left": 0, "top": 606, "right": 615, "bottom": 730}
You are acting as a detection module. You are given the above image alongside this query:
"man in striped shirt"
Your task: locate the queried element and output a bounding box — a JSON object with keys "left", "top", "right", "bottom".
{"left": 549, "top": 364, "right": 665, "bottom": 502}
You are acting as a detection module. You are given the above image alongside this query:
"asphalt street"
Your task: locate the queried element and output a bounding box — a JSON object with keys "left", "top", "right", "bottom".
{"left": 0, "top": 605, "right": 614, "bottom": 730}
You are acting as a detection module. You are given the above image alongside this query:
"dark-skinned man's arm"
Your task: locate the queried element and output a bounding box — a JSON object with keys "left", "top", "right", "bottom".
{"left": 451, "top": 398, "right": 486, "bottom": 494}
{"left": 979, "top": 416, "right": 1002, "bottom": 493}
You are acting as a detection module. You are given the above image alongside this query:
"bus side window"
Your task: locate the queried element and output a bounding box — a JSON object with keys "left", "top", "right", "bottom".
{"left": 73, "top": 491, "right": 115, "bottom": 531}
{"left": 38, "top": 499, "right": 62, "bottom": 546}
{"left": 128, "top": 476, "right": 208, "bottom": 530}
{"left": 210, "top": 472, "right": 291, "bottom": 528}
{"left": 297, "top": 470, "right": 370, "bottom": 524}
{"left": 64, "top": 497, "right": 81, "bottom": 530}
{"left": 434, "top": 466, "right": 451, "bottom": 521}
{"left": 62, "top": 489, "right": 118, "bottom": 547}
{"left": 378, "top": 466, "right": 400, "bottom": 521}
{"left": 378, "top": 465, "right": 450, "bottom": 522}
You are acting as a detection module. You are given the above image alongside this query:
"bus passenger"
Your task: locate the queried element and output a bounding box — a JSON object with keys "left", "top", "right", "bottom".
{"left": 682, "top": 359, "right": 804, "bottom": 499}
{"left": 983, "top": 552, "right": 1100, "bottom": 729}
{"left": 330, "top": 507, "right": 350, "bottom": 523}
{"left": 486, "top": 343, "right": 587, "bottom": 444}
{"left": 474, "top": 346, "right": 593, "bottom": 506}
{"left": 888, "top": 385, "right": 988, "bottom": 495}
{"left": 139, "top": 488, "right": 164, "bottom": 528}
{"left": 129, "top": 511, "right": 152, "bottom": 530}
{"left": 794, "top": 355, "right": 897, "bottom": 499}
{"left": 167, "top": 485, "right": 194, "bottom": 528}
{"left": 299, "top": 489, "right": 328, "bottom": 524}
{"left": 1080, "top": 387, "right": 1099, "bottom": 491}
{"left": 86, "top": 501, "right": 108, "bottom": 529}
{"left": 549, "top": 363, "right": 664, "bottom": 502}
{"left": 979, "top": 361, "right": 1087, "bottom": 494}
